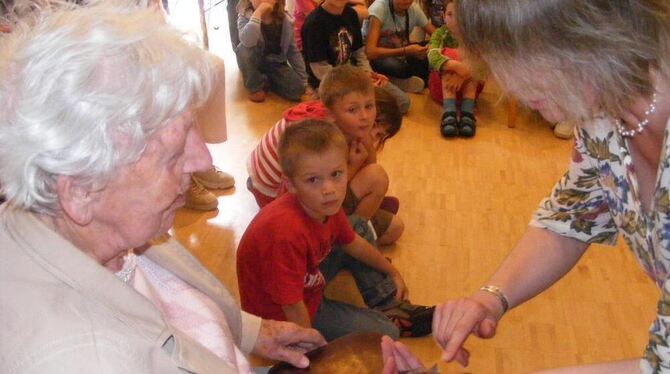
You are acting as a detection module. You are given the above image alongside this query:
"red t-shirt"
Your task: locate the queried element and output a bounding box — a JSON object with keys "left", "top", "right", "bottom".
{"left": 237, "top": 193, "right": 356, "bottom": 321}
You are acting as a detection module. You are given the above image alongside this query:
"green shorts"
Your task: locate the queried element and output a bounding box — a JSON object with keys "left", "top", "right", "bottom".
{"left": 342, "top": 184, "right": 393, "bottom": 238}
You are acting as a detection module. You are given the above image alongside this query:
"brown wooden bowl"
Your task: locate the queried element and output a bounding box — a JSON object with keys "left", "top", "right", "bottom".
{"left": 269, "top": 332, "right": 384, "bottom": 373}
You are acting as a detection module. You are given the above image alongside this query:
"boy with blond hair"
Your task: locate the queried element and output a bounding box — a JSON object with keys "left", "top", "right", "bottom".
{"left": 247, "top": 64, "right": 403, "bottom": 245}
{"left": 238, "top": 120, "right": 434, "bottom": 340}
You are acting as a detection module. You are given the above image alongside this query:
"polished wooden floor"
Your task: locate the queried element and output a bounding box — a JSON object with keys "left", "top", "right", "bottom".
{"left": 168, "top": 3, "right": 659, "bottom": 373}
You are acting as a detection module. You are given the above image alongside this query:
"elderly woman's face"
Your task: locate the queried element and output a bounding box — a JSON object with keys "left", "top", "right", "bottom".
{"left": 90, "top": 110, "right": 211, "bottom": 250}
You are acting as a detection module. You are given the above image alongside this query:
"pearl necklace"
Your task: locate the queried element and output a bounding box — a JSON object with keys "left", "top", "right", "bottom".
{"left": 615, "top": 92, "right": 658, "bottom": 138}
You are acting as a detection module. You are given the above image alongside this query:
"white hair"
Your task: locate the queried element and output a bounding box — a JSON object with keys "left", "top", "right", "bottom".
{"left": 0, "top": 0, "right": 213, "bottom": 215}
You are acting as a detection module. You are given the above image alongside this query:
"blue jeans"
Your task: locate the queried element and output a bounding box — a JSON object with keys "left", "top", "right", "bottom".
{"left": 372, "top": 56, "right": 429, "bottom": 82}
{"left": 227, "top": 0, "right": 240, "bottom": 51}
{"left": 380, "top": 81, "right": 410, "bottom": 115}
{"left": 313, "top": 215, "right": 400, "bottom": 341}
{"left": 235, "top": 44, "right": 306, "bottom": 102}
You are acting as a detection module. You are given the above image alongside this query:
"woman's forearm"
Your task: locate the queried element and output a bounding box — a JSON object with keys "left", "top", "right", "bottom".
{"left": 484, "top": 226, "right": 589, "bottom": 312}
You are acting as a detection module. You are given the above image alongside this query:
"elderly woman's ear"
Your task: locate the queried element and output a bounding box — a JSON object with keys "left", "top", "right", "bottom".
{"left": 55, "top": 176, "right": 94, "bottom": 225}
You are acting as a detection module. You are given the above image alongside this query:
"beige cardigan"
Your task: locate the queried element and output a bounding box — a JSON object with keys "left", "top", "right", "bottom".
{"left": 0, "top": 204, "right": 261, "bottom": 373}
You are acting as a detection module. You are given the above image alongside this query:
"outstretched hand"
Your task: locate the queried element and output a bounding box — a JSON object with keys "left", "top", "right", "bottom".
{"left": 381, "top": 335, "right": 426, "bottom": 374}
{"left": 252, "top": 319, "right": 326, "bottom": 368}
{"left": 432, "top": 297, "right": 499, "bottom": 367}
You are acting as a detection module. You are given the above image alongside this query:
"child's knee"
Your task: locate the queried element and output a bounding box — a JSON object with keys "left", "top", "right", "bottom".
{"left": 356, "top": 163, "right": 389, "bottom": 193}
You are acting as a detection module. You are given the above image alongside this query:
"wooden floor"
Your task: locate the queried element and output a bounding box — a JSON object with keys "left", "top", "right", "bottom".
{"left": 168, "top": 3, "right": 659, "bottom": 373}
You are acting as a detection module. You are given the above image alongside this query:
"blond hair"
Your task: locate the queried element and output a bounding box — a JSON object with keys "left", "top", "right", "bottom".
{"left": 455, "top": 0, "right": 670, "bottom": 121}
{"left": 318, "top": 65, "right": 374, "bottom": 109}
{"left": 278, "top": 120, "right": 348, "bottom": 178}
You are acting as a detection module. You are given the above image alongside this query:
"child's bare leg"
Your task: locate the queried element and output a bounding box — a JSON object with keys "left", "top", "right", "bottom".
{"left": 349, "top": 163, "right": 388, "bottom": 220}
{"left": 378, "top": 214, "right": 404, "bottom": 246}
{"left": 440, "top": 72, "right": 459, "bottom": 137}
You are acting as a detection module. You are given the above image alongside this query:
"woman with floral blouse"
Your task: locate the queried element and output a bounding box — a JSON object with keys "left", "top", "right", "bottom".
{"left": 430, "top": 1, "right": 670, "bottom": 373}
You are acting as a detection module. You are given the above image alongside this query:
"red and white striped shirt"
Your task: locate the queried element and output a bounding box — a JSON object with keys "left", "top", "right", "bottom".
{"left": 247, "top": 100, "right": 330, "bottom": 198}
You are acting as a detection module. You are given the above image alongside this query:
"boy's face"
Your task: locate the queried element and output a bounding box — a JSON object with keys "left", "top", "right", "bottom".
{"left": 444, "top": 2, "right": 457, "bottom": 33}
{"left": 287, "top": 147, "right": 348, "bottom": 222}
{"left": 329, "top": 91, "right": 376, "bottom": 141}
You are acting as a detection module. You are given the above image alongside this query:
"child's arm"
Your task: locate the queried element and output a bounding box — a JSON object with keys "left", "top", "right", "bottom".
{"left": 237, "top": 4, "right": 274, "bottom": 47}
{"left": 442, "top": 59, "right": 471, "bottom": 80}
{"left": 427, "top": 26, "right": 448, "bottom": 71}
{"left": 281, "top": 301, "right": 312, "bottom": 329}
{"left": 366, "top": 17, "right": 428, "bottom": 60}
{"left": 347, "top": 138, "right": 369, "bottom": 180}
{"left": 342, "top": 235, "right": 409, "bottom": 301}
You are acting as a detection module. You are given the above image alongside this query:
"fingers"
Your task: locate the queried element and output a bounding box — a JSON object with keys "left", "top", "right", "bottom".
{"left": 451, "top": 347, "right": 470, "bottom": 367}
{"left": 285, "top": 326, "right": 327, "bottom": 348}
{"left": 393, "top": 340, "right": 424, "bottom": 370}
{"left": 382, "top": 356, "right": 397, "bottom": 374}
{"left": 474, "top": 318, "right": 497, "bottom": 339}
{"left": 275, "top": 348, "right": 311, "bottom": 368}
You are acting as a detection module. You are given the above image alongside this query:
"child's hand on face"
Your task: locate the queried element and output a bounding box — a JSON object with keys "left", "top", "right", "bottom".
{"left": 348, "top": 138, "right": 369, "bottom": 170}
{"left": 256, "top": 0, "right": 276, "bottom": 14}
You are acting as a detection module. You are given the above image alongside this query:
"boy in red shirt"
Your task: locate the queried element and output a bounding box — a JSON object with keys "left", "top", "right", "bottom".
{"left": 237, "top": 120, "right": 433, "bottom": 340}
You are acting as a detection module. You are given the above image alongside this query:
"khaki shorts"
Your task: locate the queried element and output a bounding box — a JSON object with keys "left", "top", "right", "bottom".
{"left": 342, "top": 184, "right": 393, "bottom": 238}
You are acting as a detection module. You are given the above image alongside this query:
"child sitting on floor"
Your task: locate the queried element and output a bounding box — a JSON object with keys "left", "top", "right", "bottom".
{"left": 247, "top": 65, "right": 403, "bottom": 245}
{"left": 427, "top": 0, "right": 481, "bottom": 138}
{"left": 237, "top": 120, "right": 434, "bottom": 341}
{"left": 300, "top": 0, "right": 410, "bottom": 114}
{"left": 235, "top": 0, "right": 314, "bottom": 102}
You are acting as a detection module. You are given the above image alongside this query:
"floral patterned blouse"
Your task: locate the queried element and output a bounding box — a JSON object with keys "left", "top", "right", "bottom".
{"left": 530, "top": 114, "right": 670, "bottom": 373}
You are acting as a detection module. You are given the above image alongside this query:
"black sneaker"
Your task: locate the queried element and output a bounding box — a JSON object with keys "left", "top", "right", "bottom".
{"left": 440, "top": 111, "right": 458, "bottom": 138}
{"left": 459, "top": 112, "right": 477, "bottom": 137}
{"left": 378, "top": 301, "right": 435, "bottom": 337}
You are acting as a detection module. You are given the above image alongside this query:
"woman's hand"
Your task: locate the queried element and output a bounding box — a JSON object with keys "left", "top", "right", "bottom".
{"left": 381, "top": 335, "right": 426, "bottom": 374}
{"left": 252, "top": 319, "right": 326, "bottom": 368}
{"left": 432, "top": 296, "right": 500, "bottom": 367}
{"left": 404, "top": 44, "right": 429, "bottom": 58}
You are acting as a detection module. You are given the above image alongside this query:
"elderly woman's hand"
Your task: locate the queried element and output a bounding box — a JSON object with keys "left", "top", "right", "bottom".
{"left": 252, "top": 319, "right": 327, "bottom": 368}
{"left": 432, "top": 297, "right": 500, "bottom": 367}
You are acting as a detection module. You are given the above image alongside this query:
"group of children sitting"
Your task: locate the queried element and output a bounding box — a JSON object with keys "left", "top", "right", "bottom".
{"left": 237, "top": 65, "right": 435, "bottom": 341}
{"left": 226, "top": 0, "right": 484, "bottom": 343}
{"left": 233, "top": 0, "right": 481, "bottom": 138}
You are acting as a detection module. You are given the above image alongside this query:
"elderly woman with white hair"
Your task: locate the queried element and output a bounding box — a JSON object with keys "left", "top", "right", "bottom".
{"left": 0, "top": 2, "right": 325, "bottom": 373}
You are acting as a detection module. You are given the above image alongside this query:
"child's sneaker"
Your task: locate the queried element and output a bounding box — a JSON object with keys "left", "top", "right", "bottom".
{"left": 378, "top": 301, "right": 435, "bottom": 337}
{"left": 458, "top": 112, "right": 477, "bottom": 137}
{"left": 440, "top": 111, "right": 458, "bottom": 138}
{"left": 389, "top": 76, "right": 425, "bottom": 93}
